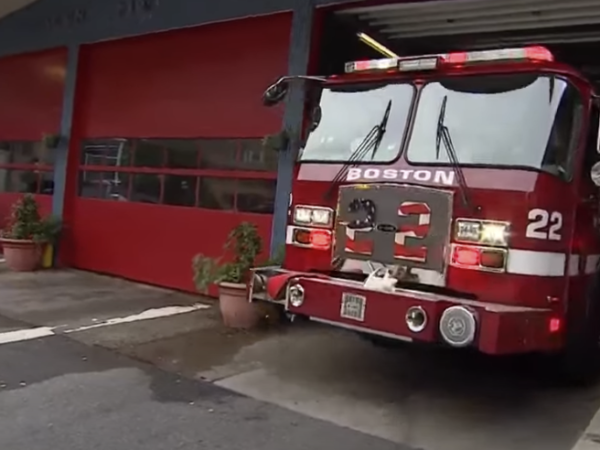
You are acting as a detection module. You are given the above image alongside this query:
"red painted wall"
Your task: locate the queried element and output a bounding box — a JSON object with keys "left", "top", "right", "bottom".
{"left": 0, "top": 49, "right": 67, "bottom": 140}
{"left": 69, "top": 200, "right": 273, "bottom": 292}
{"left": 0, "top": 49, "right": 67, "bottom": 225}
{"left": 77, "top": 13, "right": 291, "bottom": 138}
{"left": 65, "top": 14, "right": 291, "bottom": 292}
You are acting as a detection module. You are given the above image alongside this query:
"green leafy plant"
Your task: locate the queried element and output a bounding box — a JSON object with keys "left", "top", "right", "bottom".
{"left": 262, "top": 243, "right": 285, "bottom": 267}
{"left": 2, "top": 194, "right": 62, "bottom": 244}
{"left": 192, "top": 222, "right": 263, "bottom": 293}
{"left": 262, "top": 129, "right": 290, "bottom": 153}
{"left": 42, "top": 133, "right": 61, "bottom": 149}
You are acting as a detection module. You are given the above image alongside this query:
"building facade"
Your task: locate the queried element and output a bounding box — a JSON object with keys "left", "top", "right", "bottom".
{"left": 0, "top": 0, "right": 356, "bottom": 292}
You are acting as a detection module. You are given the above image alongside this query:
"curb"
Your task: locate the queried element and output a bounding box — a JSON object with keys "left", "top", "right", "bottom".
{"left": 573, "top": 410, "right": 600, "bottom": 450}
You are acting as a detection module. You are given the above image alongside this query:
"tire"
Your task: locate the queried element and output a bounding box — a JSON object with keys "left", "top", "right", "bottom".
{"left": 556, "top": 272, "right": 600, "bottom": 386}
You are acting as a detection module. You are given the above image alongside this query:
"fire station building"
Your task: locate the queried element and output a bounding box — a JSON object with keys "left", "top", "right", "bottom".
{"left": 0, "top": 0, "right": 596, "bottom": 292}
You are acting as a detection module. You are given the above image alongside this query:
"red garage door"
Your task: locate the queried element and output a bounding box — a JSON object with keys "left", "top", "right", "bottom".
{"left": 64, "top": 13, "right": 291, "bottom": 292}
{"left": 0, "top": 49, "right": 67, "bottom": 227}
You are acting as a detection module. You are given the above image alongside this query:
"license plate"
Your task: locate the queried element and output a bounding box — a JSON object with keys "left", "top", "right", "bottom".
{"left": 340, "top": 293, "right": 366, "bottom": 322}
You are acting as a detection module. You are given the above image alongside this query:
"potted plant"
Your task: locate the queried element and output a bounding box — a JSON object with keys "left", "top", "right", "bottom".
{"left": 42, "top": 133, "right": 61, "bottom": 149}
{"left": 192, "top": 222, "right": 263, "bottom": 329}
{"left": 0, "top": 194, "right": 62, "bottom": 271}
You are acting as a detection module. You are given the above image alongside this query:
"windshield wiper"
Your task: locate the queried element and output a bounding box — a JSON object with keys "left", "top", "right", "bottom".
{"left": 324, "top": 100, "right": 392, "bottom": 200}
{"left": 435, "top": 95, "right": 477, "bottom": 212}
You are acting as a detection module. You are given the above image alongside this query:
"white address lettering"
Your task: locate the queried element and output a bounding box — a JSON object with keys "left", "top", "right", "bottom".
{"left": 526, "top": 209, "right": 563, "bottom": 241}
{"left": 346, "top": 168, "right": 455, "bottom": 186}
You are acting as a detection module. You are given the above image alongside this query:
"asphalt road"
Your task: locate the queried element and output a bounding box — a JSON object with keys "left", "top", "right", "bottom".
{"left": 0, "top": 332, "right": 410, "bottom": 450}
{"left": 1, "top": 269, "right": 599, "bottom": 450}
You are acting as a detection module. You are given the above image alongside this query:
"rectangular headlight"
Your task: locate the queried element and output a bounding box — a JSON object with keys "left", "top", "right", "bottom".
{"left": 293, "top": 206, "right": 313, "bottom": 225}
{"left": 455, "top": 219, "right": 509, "bottom": 247}
{"left": 292, "top": 205, "right": 334, "bottom": 228}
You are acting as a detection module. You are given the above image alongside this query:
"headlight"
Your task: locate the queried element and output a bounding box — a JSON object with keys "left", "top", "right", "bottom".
{"left": 288, "top": 284, "right": 305, "bottom": 307}
{"left": 455, "top": 219, "right": 509, "bottom": 247}
{"left": 293, "top": 207, "right": 313, "bottom": 225}
{"left": 292, "top": 205, "right": 333, "bottom": 228}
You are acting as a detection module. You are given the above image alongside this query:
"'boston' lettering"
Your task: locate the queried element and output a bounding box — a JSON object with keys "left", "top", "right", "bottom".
{"left": 346, "top": 168, "right": 455, "bottom": 186}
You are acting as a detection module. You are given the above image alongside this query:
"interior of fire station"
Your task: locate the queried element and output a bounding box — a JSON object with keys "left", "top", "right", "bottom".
{"left": 319, "top": 0, "right": 600, "bottom": 88}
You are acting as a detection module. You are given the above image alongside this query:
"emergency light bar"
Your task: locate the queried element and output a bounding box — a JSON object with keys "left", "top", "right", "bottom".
{"left": 344, "top": 45, "right": 554, "bottom": 74}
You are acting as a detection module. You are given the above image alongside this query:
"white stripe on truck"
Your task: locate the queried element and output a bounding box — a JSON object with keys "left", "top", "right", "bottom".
{"left": 506, "top": 249, "right": 566, "bottom": 277}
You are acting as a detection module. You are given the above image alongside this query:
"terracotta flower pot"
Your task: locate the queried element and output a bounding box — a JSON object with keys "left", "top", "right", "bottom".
{"left": 0, "top": 238, "right": 42, "bottom": 272}
{"left": 218, "top": 282, "right": 260, "bottom": 329}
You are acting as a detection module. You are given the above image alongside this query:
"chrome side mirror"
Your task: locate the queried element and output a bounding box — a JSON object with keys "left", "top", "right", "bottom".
{"left": 591, "top": 161, "right": 600, "bottom": 187}
{"left": 262, "top": 79, "right": 289, "bottom": 107}
{"left": 596, "top": 113, "right": 600, "bottom": 153}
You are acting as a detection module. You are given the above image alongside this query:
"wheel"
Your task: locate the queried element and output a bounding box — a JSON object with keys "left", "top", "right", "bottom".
{"left": 556, "top": 335, "right": 600, "bottom": 387}
{"left": 556, "top": 273, "right": 600, "bottom": 386}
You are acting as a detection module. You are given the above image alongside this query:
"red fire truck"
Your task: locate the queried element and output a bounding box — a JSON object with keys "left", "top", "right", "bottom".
{"left": 249, "top": 45, "right": 600, "bottom": 383}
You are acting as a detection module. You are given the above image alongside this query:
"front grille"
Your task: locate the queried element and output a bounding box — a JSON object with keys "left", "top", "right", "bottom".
{"left": 333, "top": 183, "right": 453, "bottom": 273}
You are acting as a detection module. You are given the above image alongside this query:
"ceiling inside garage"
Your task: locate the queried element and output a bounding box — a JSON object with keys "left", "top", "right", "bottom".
{"left": 338, "top": 0, "right": 600, "bottom": 49}
{"left": 0, "top": 0, "right": 36, "bottom": 20}
{"left": 336, "top": 0, "right": 600, "bottom": 82}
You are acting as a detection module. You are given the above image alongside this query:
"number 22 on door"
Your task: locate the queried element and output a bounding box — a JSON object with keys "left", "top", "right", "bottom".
{"left": 526, "top": 209, "right": 563, "bottom": 241}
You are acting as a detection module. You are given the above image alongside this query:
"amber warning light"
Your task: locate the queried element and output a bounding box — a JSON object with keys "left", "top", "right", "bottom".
{"left": 344, "top": 45, "right": 554, "bottom": 74}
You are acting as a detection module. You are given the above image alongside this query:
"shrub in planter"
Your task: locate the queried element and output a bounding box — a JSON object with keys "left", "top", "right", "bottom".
{"left": 0, "top": 194, "right": 62, "bottom": 271}
{"left": 192, "top": 222, "right": 263, "bottom": 329}
{"left": 42, "top": 133, "right": 61, "bottom": 149}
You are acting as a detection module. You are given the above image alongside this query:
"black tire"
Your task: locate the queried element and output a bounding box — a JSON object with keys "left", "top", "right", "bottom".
{"left": 556, "top": 272, "right": 600, "bottom": 386}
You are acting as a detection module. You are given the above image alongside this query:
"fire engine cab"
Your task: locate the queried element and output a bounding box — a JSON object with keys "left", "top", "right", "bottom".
{"left": 249, "top": 45, "right": 600, "bottom": 384}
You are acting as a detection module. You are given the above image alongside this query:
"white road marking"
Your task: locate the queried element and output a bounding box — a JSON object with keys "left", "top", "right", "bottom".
{"left": 0, "top": 303, "right": 211, "bottom": 346}
{"left": 572, "top": 407, "right": 600, "bottom": 450}
{"left": 0, "top": 327, "right": 55, "bottom": 344}
{"left": 64, "top": 304, "right": 210, "bottom": 333}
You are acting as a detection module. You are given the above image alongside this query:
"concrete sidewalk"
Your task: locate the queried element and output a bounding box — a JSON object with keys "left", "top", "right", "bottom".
{"left": 572, "top": 412, "right": 600, "bottom": 450}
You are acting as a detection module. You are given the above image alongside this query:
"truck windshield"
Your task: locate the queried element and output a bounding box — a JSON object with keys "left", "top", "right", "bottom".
{"left": 406, "top": 74, "right": 583, "bottom": 177}
{"left": 299, "top": 83, "right": 414, "bottom": 162}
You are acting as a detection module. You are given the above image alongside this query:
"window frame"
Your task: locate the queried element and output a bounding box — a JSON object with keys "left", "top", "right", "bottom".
{"left": 0, "top": 140, "right": 55, "bottom": 195}
{"left": 77, "top": 137, "right": 277, "bottom": 215}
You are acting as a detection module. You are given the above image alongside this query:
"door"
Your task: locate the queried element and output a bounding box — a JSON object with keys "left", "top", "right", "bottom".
{"left": 64, "top": 14, "right": 292, "bottom": 292}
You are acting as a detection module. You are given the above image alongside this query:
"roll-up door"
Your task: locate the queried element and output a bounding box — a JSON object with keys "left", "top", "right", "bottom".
{"left": 65, "top": 13, "right": 291, "bottom": 292}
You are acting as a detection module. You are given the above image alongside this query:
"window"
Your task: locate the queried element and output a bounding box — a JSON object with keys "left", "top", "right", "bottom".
{"left": 134, "top": 140, "right": 164, "bottom": 168}
{"left": 237, "top": 179, "right": 276, "bottom": 214}
{"left": 131, "top": 174, "right": 161, "bottom": 204}
{"left": 300, "top": 83, "right": 414, "bottom": 162}
{"left": 0, "top": 141, "right": 55, "bottom": 195}
{"left": 77, "top": 138, "right": 277, "bottom": 214}
{"left": 406, "top": 75, "right": 583, "bottom": 179}
{"left": 199, "top": 140, "right": 238, "bottom": 170}
{"left": 79, "top": 171, "right": 129, "bottom": 201}
{"left": 165, "top": 140, "right": 198, "bottom": 170}
{"left": 164, "top": 175, "right": 196, "bottom": 207}
{"left": 81, "top": 140, "right": 132, "bottom": 167}
{"left": 199, "top": 177, "right": 235, "bottom": 210}
{"left": 239, "top": 140, "right": 278, "bottom": 171}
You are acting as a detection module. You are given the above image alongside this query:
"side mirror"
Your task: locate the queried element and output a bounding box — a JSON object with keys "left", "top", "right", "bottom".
{"left": 262, "top": 79, "right": 289, "bottom": 107}
{"left": 591, "top": 161, "right": 600, "bottom": 187}
{"left": 308, "top": 105, "right": 322, "bottom": 132}
{"left": 596, "top": 117, "right": 600, "bottom": 154}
